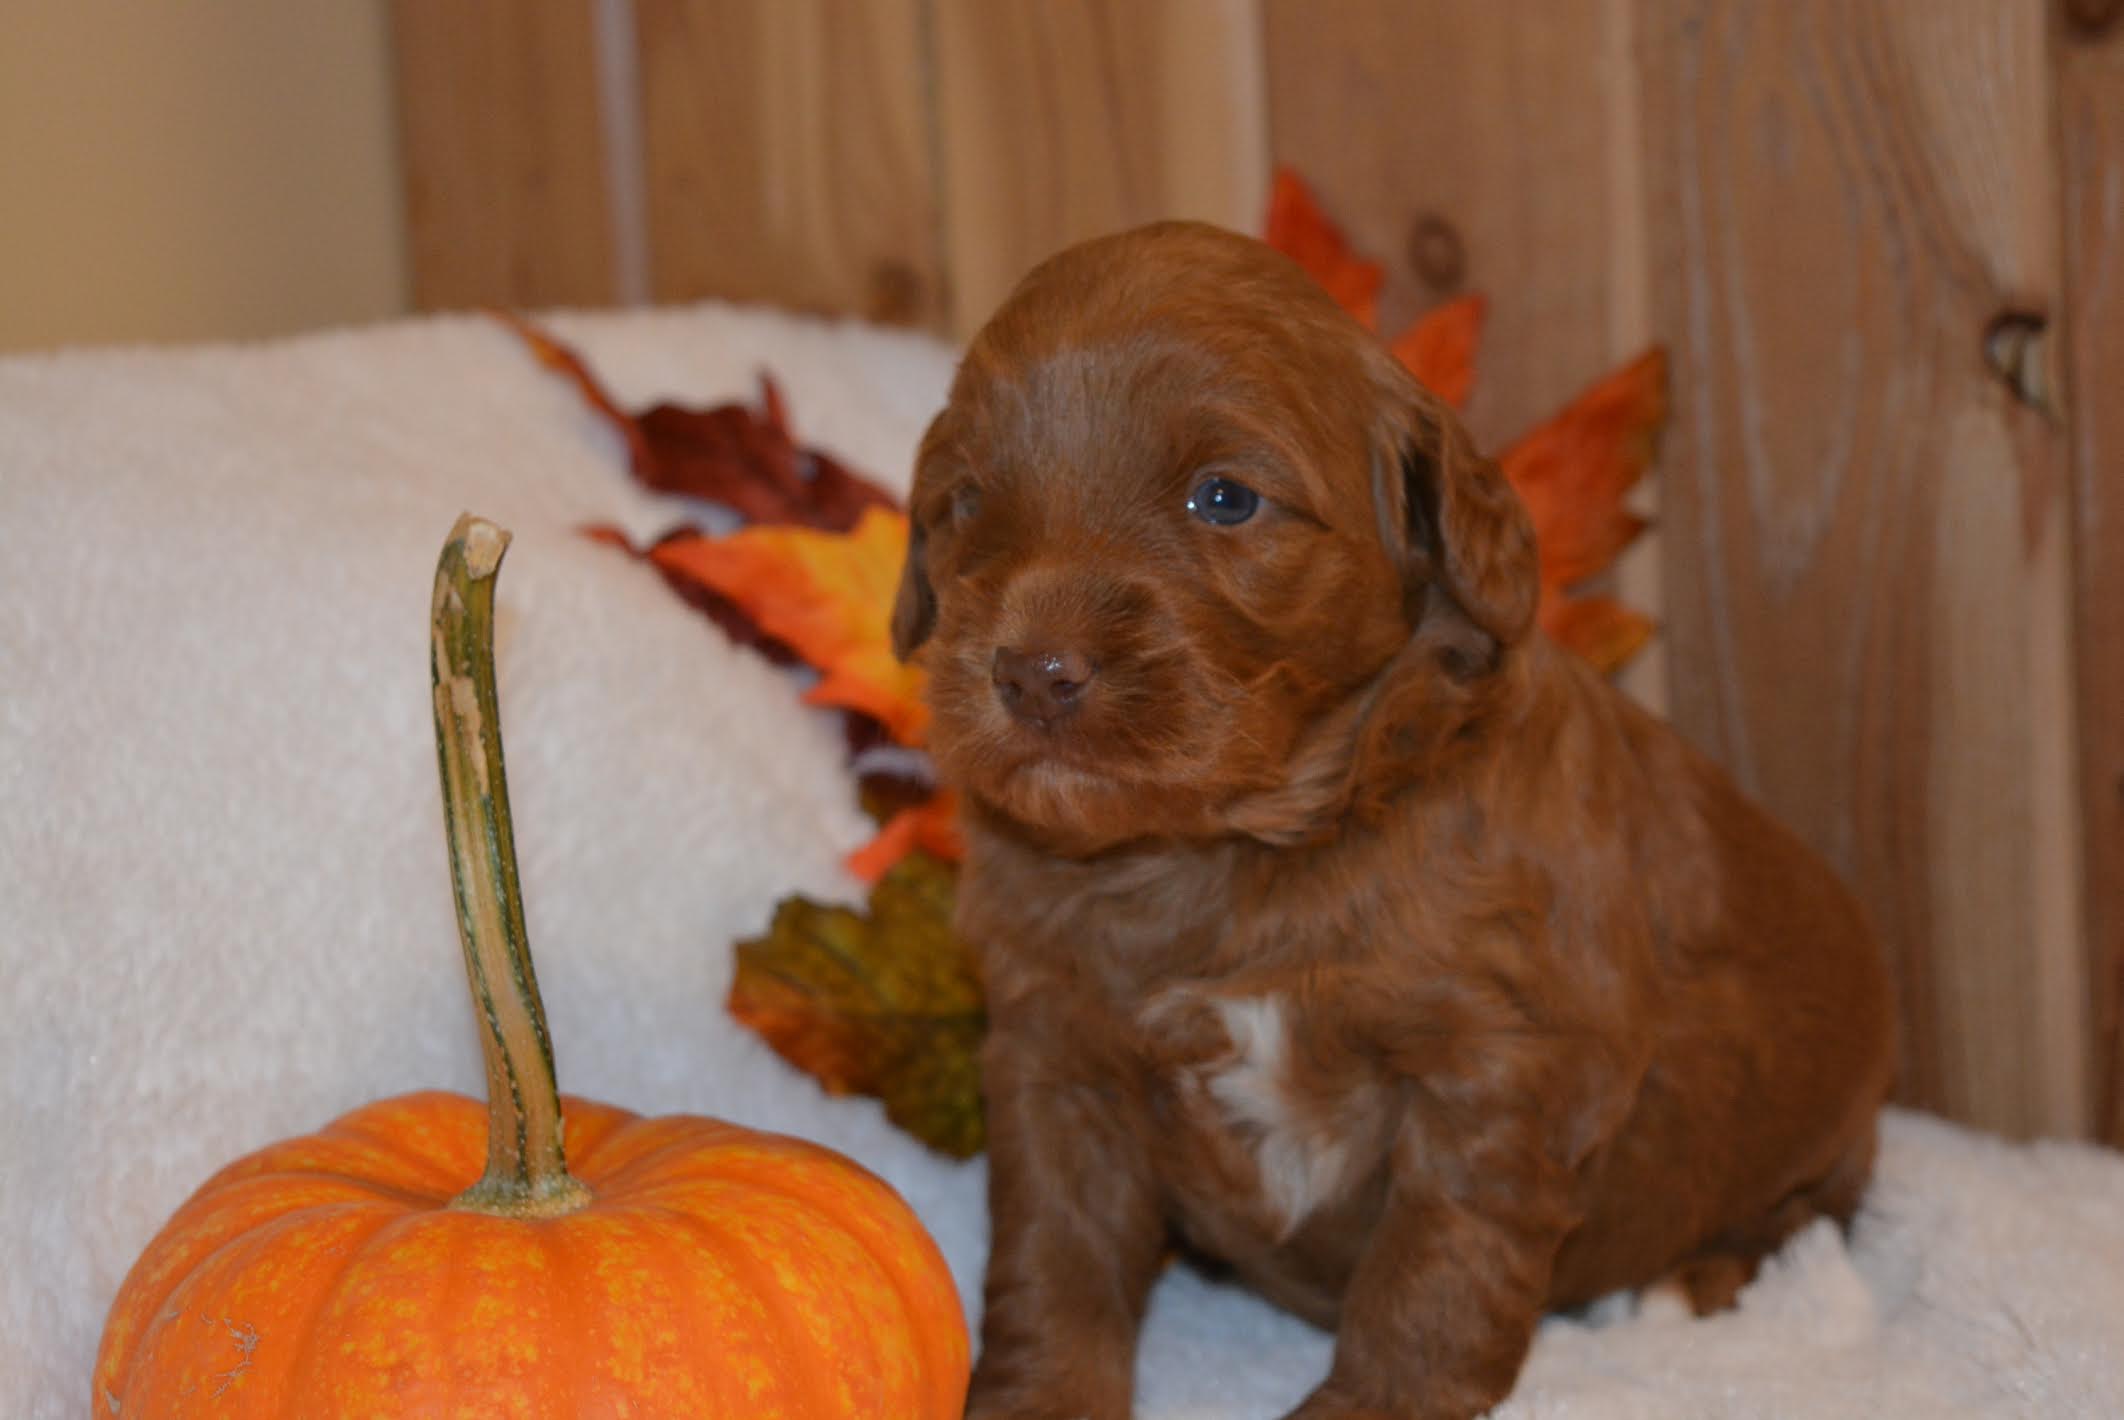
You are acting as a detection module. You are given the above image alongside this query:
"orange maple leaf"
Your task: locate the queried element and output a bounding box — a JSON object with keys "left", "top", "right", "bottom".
{"left": 655, "top": 506, "right": 931, "bottom": 746}
{"left": 1540, "top": 596, "right": 1656, "bottom": 678}
{"left": 1262, "top": 171, "right": 1484, "bottom": 408}
{"left": 1391, "top": 294, "right": 1486, "bottom": 410}
{"left": 1502, "top": 348, "right": 1666, "bottom": 603}
{"left": 1265, "top": 168, "right": 1385, "bottom": 331}
{"left": 847, "top": 790, "right": 964, "bottom": 884}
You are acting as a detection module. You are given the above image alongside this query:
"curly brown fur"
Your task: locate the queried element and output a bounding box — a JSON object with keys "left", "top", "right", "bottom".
{"left": 895, "top": 222, "right": 1895, "bottom": 1420}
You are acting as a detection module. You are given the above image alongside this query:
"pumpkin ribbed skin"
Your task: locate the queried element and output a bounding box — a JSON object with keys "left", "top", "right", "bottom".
{"left": 94, "top": 1090, "right": 969, "bottom": 1417}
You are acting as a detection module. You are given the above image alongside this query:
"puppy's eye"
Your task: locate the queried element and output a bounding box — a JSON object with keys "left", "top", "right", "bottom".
{"left": 950, "top": 482, "right": 983, "bottom": 523}
{"left": 1186, "top": 475, "right": 1260, "bottom": 527}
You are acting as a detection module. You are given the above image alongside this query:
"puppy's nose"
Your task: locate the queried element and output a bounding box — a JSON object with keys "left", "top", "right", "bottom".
{"left": 992, "top": 645, "right": 1096, "bottom": 728}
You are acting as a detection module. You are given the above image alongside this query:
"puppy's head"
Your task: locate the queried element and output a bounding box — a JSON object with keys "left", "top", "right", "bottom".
{"left": 896, "top": 222, "right": 1537, "bottom": 850}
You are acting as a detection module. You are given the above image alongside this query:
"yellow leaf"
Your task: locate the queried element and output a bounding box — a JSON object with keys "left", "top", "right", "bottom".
{"left": 655, "top": 506, "right": 931, "bottom": 745}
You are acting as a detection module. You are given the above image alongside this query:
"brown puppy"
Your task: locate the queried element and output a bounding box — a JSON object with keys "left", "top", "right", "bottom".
{"left": 894, "top": 222, "right": 1895, "bottom": 1420}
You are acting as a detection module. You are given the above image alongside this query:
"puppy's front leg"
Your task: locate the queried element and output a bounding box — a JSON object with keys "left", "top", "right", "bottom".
{"left": 967, "top": 1027, "right": 1165, "bottom": 1420}
{"left": 1286, "top": 1110, "right": 1579, "bottom": 1420}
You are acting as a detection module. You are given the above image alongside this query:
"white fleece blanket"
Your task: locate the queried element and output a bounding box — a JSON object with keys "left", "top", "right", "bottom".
{"left": 2, "top": 305, "right": 2120, "bottom": 1419}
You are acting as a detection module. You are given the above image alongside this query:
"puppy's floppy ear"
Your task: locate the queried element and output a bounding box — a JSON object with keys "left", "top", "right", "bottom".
{"left": 890, "top": 517, "right": 935, "bottom": 659}
{"left": 1369, "top": 360, "right": 1539, "bottom": 650}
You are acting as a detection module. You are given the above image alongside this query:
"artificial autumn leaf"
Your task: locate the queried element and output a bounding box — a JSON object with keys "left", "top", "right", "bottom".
{"left": 848, "top": 790, "right": 964, "bottom": 884}
{"left": 502, "top": 312, "right": 655, "bottom": 470}
{"left": 502, "top": 312, "right": 897, "bottom": 532}
{"left": 846, "top": 764, "right": 958, "bottom": 883}
{"left": 1541, "top": 596, "right": 1656, "bottom": 678}
{"left": 637, "top": 389, "right": 897, "bottom": 532}
{"left": 729, "top": 852, "right": 984, "bottom": 1158}
{"left": 655, "top": 505, "right": 931, "bottom": 746}
{"left": 1501, "top": 348, "right": 1666, "bottom": 596}
{"left": 582, "top": 523, "right": 801, "bottom": 666}
{"left": 1263, "top": 171, "right": 1486, "bottom": 405}
{"left": 1391, "top": 294, "right": 1486, "bottom": 410}
{"left": 1264, "top": 168, "right": 1384, "bottom": 331}
{"left": 593, "top": 518, "right": 954, "bottom": 880}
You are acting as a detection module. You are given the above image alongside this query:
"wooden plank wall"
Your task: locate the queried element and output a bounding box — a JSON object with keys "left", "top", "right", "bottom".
{"left": 391, "top": 0, "right": 2121, "bottom": 1143}
{"left": 2058, "top": 0, "right": 2124, "bottom": 1142}
{"left": 391, "top": 0, "right": 1263, "bottom": 333}
{"left": 633, "top": 0, "right": 945, "bottom": 326}
{"left": 1638, "top": 0, "right": 2086, "bottom": 1137}
{"left": 931, "top": 0, "right": 1266, "bottom": 337}
{"left": 390, "top": 0, "right": 617, "bottom": 309}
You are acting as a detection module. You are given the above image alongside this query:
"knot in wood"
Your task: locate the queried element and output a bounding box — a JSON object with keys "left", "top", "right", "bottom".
{"left": 1981, "top": 309, "right": 2053, "bottom": 416}
{"left": 2063, "top": 0, "right": 2123, "bottom": 40}
{"left": 867, "top": 260, "right": 927, "bottom": 326}
{"left": 1407, "top": 212, "right": 1468, "bottom": 293}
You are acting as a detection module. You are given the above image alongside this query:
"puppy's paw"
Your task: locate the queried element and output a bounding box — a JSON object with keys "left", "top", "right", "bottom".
{"left": 1647, "top": 1250, "right": 1761, "bottom": 1317}
{"left": 965, "top": 1403, "right": 1101, "bottom": 1420}
{"left": 1279, "top": 1398, "right": 1397, "bottom": 1420}
{"left": 1282, "top": 1378, "right": 1489, "bottom": 1420}
{"left": 964, "top": 1365, "right": 1123, "bottom": 1420}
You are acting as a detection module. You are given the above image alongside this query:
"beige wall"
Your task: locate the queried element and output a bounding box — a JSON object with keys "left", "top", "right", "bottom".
{"left": 0, "top": 1, "right": 409, "bottom": 353}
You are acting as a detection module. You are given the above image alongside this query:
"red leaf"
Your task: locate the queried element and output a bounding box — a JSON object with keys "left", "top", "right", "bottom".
{"left": 500, "top": 312, "right": 655, "bottom": 471}
{"left": 632, "top": 385, "right": 897, "bottom": 532}
{"left": 1263, "top": 168, "right": 1384, "bottom": 330}
{"left": 504, "top": 314, "right": 899, "bottom": 532}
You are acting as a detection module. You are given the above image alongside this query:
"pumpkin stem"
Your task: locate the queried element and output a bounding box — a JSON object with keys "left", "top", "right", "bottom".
{"left": 431, "top": 514, "right": 592, "bottom": 1219}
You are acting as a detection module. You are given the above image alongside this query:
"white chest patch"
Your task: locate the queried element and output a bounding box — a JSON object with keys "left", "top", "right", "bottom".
{"left": 1185, "top": 994, "right": 1356, "bottom": 1240}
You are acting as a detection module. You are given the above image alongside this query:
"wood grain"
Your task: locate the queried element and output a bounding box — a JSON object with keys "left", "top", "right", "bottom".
{"left": 931, "top": 0, "right": 1269, "bottom": 337}
{"left": 390, "top": 0, "right": 617, "bottom": 309}
{"left": 1263, "top": 0, "right": 1642, "bottom": 453}
{"left": 2059, "top": 6, "right": 2124, "bottom": 1144}
{"left": 1640, "top": 0, "right": 2088, "bottom": 1136}
{"left": 634, "top": 0, "right": 942, "bottom": 327}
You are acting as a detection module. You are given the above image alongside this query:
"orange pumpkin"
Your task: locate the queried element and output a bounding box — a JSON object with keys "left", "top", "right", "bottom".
{"left": 93, "top": 516, "right": 970, "bottom": 1418}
